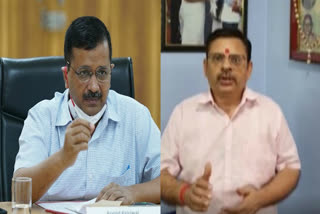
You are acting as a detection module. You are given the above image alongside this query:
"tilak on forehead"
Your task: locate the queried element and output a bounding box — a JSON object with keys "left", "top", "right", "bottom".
{"left": 224, "top": 48, "right": 230, "bottom": 55}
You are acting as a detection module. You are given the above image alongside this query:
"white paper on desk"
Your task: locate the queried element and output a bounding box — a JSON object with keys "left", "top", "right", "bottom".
{"left": 37, "top": 198, "right": 123, "bottom": 214}
{"left": 86, "top": 206, "right": 161, "bottom": 214}
{"left": 87, "top": 200, "right": 122, "bottom": 207}
{"left": 37, "top": 197, "right": 97, "bottom": 214}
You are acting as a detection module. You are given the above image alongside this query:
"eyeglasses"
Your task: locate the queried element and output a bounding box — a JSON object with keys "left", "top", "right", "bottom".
{"left": 208, "top": 53, "right": 247, "bottom": 66}
{"left": 67, "top": 61, "right": 111, "bottom": 83}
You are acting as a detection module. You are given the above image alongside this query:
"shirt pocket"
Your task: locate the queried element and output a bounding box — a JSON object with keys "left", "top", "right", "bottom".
{"left": 104, "top": 166, "right": 134, "bottom": 186}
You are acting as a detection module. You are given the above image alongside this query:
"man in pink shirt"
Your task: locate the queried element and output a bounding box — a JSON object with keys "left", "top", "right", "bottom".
{"left": 161, "top": 28, "right": 301, "bottom": 214}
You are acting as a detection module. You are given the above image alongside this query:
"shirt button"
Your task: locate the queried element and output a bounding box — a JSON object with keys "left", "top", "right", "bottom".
{"left": 88, "top": 174, "right": 93, "bottom": 179}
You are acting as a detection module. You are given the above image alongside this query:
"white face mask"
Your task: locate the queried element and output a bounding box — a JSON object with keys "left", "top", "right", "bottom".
{"left": 68, "top": 98, "right": 107, "bottom": 124}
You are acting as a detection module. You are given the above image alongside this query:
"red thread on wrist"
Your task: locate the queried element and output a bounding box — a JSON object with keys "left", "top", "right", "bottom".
{"left": 179, "top": 183, "right": 190, "bottom": 205}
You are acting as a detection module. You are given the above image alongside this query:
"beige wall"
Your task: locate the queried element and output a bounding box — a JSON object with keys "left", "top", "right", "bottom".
{"left": 0, "top": 0, "right": 160, "bottom": 127}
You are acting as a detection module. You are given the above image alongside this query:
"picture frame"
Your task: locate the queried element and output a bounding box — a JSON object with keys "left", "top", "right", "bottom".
{"left": 290, "top": 0, "right": 320, "bottom": 63}
{"left": 161, "top": 0, "right": 248, "bottom": 52}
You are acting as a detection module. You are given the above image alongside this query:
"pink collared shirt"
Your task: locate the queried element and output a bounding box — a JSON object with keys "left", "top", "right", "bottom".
{"left": 161, "top": 88, "right": 301, "bottom": 214}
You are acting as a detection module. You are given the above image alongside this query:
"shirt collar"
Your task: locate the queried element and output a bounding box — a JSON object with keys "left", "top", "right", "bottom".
{"left": 105, "top": 90, "right": 120, "bottom": 122}
{"left": 55, "top": 89, "right": 120, "bottom": 127}
{"left": 55, "top": 89, "right": 72, "bottom": 126}
{"left": 240, "top": 87, "right": 258, "bottom": 104}
{"left": 198, "top": 87, "right": 258, "bottom": 106}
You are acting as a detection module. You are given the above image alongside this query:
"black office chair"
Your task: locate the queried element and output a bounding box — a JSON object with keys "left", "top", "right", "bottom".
{"left": 0, "top": 56, "right": 134, "bottom": 201}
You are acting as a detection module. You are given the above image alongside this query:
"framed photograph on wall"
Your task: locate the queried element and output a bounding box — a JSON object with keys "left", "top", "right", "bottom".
{"left": 161, "top": 0, "right": 248, "bottom": 52}
{"left": 290, "top": 0, "right": 320, "bottom": 63}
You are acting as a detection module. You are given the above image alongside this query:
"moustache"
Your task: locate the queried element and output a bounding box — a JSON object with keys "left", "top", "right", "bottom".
{"left": 217, "top": 69, "right": 237, "bottom": 83}
{"left": 83, "top": 91, "right": 102, "bottom": 99}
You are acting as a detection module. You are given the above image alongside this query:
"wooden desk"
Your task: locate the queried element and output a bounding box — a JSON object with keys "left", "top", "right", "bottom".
{"left": 0, "top": 202, "right": 50, "bottom": 214}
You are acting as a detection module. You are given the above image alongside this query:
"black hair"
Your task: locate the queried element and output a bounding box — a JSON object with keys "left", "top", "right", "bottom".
{"left": 205, "top": 28, "right": 251, "bottom": 62}
{"left": 64, "top": 16, "right": 112, "bottom": 66}
{"left": 303, "top": 14, "right": 313, "bottom": 27}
